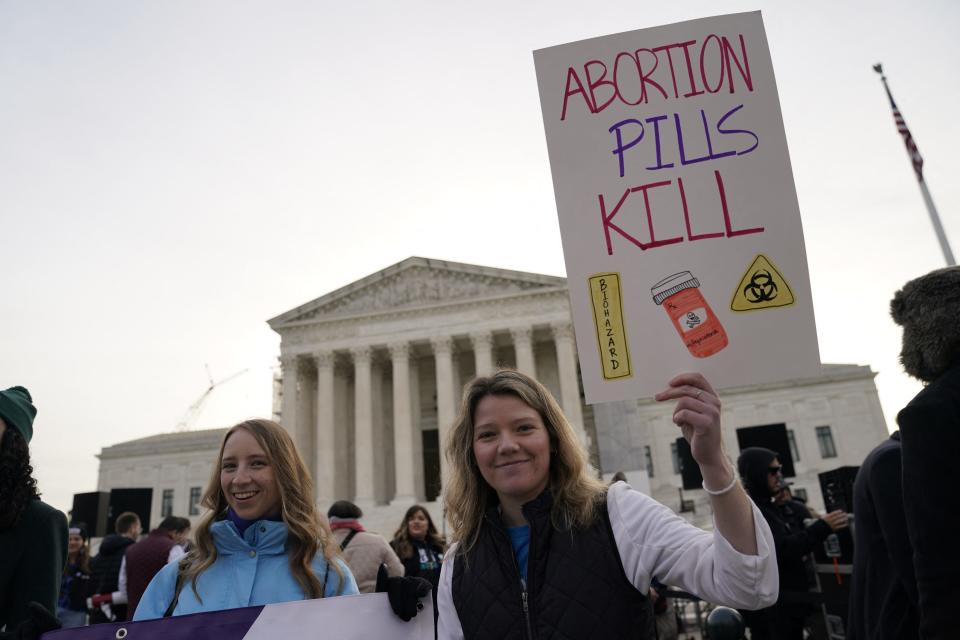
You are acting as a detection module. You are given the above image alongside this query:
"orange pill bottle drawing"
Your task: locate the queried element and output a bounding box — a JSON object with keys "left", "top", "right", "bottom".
{"left": 651, "top": 271, "right": 728, "bottom": 358}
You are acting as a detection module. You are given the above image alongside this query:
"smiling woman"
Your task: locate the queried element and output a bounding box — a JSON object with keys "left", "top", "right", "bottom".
{"left": 471, "top": 395, "right": 552, "bottom": 515}
{"left": 438, "top": 369, "right": 780, "bottom": 640}
{"left": 220, "top": 429, "right": 282, "bottom": 521}
{"left": 133, "top": 419, "right": 359, "bottom": 620}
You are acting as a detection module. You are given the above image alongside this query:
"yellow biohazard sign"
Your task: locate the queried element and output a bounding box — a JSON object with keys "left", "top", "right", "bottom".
{"left": 588, "top": 273, "right": 632, "bottom": 379}
{"left": 730, "top": 254, "right": 795, "bottom": 312}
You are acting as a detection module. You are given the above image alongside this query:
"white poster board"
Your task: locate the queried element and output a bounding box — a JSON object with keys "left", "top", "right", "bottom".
{"left": 244, "top": 593, "right": 433, "bottom": 640}
{"left": 534, "top": 11, "right": 821, "bottom": 403}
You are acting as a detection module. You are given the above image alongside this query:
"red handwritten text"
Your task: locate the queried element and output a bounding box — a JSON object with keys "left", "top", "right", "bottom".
{"left": 598, "top": 170, "right": 764, "bottom": 255}
{"left": 561, "top": 34, "right": 753, "bottom": 121}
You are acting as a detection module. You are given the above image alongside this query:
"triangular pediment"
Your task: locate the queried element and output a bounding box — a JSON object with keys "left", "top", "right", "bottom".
{"left": 269, "top": 257, "right": 566, "bottom": 327}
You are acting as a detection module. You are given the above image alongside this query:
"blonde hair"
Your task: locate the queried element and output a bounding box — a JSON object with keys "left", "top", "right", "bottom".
{"left": 443, "top": 369, "right": 606, "bottom": 555}
{"left": 180, "top": 419, "right": 344, "bottom": 601}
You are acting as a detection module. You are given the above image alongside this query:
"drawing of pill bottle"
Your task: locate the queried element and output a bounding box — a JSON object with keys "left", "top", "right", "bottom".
{"left": 651, "top": 271, "right": 728, "bottom": 358}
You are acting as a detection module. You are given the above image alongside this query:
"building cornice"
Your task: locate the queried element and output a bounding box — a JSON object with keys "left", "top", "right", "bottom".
{"left": 636, "top": 364, "right": 877, "bottom": 406}
{"left": 278, "top": 287, "right": 572, "bottom": 351}
{"left": 98, "top": 428, "right": 228, "bottom": 460}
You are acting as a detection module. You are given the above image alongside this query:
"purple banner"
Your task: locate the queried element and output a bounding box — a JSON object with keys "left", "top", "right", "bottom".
{"left": 42, "top": 606, "right": 264, "bottom": 640}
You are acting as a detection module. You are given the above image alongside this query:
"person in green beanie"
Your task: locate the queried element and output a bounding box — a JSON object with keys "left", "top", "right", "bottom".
{"left": 0, "top": 386, "right": 67, "bottom": 636}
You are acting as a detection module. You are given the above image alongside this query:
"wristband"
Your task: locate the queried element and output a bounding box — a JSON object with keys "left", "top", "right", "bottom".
{"left": 702, "top": 474, "right": 739, "bottom": 496}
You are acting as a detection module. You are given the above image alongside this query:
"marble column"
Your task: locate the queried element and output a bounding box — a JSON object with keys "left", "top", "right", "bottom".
{"left": 351, "top": 346, "right": 375, "bottom": 505}
{"left": 333, "top": 364, "right": 353, "bottom": 500}
{"left": 370, "top": 359, "right": 386, "bottom": 504}
{"left": 296, "top": 364, "right": 315, "bottom": 475}
{"left": 279, "top": 354, "right": 300, "bottom": 442}
{"left": 552, "top": 324, "right": 587, "bottom": 446}
{"left": 511, "top": 327, "right": 536, "bottom": 377}
{"left": 313, "top": 351, "right": 336, "bottom": 504}
{"left": 431, "top": 336, "right": 456, "bottom": 491}
{"left": 390, "top": 343, "right": 417, "bottom": 503}
{"left": 409, "top": 356, "right": 425, "bottom": 500}
{"left": 470, "top": 331, "right": 494, "bottom": 376}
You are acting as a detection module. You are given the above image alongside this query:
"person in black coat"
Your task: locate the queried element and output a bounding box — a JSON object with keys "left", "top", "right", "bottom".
{"left": 86, "top": 511, "right": 140, "bottom": 623}
{"left": 736, "top": 447, "right": 848, "bottom": 640}
{"left": 847, "top": 432, "right": 918, "bottom": 640}
{"left": 0, "top": 386, "right": 66, "bottom": 640}
{"left": 890, "top": 266, "right": 960, "bottom": 640}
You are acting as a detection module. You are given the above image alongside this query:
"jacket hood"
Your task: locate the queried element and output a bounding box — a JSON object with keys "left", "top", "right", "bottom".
{"left": 891, "top": 266, "right": 960, "bottom": 383}
{"left": 736, "top": 447, "right": 778, "bottom": 503}
{"left": 98, "top": 533, "right": 136, "bottom": 555}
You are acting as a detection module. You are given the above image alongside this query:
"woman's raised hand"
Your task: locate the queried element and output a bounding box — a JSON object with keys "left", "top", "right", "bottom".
{"left": 654, "top": 372, "right": 725, "bottom": 469}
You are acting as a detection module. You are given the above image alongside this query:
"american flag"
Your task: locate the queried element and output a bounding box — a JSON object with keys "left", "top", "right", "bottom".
{"left": 874, "top": 64, "right": 924, "bottom": 182}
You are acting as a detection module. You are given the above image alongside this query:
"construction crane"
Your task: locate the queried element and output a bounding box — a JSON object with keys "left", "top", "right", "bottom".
{"left": 176, "top": 365, "right": 249, "bottom": 431}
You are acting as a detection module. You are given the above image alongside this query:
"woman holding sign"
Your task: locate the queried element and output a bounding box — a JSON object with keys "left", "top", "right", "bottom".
{"left": 437, "top": 369, "right": 777, "bottom": 639}
{"left": 134, "top": 418, "right": 359, "bottom": 619}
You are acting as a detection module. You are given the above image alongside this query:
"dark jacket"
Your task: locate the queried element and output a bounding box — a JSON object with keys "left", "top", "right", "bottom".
{"left": 88, "top": 534, "right": 135, "bottom": 622}
{"left": 395, "top": 539, "right": 443, "bottom": 588}
{"left": 776, "top": 498, "right": 811, "bottom": 536}
{"left": 59, "top": 561, "right": 91, "bottom": 612}
{"left": 737, "top": 448, "right": 831, "bottom": 639}
{"left": 898, "top": 361, "right": 960, "bottom": 640}
{"left": 395, "top": 538, "right": 444, "bottom": 632}
{"left": 0, "top": 500, "right": 67, "bottom": 630}
{"left": 124, "top": 529, "right": 176, "bottom": 619}
{"left": 847, "top": 432, "right": 918, "bottom": 640}
{"left": 451, "top": 490, "right": 652, "bottom": 640}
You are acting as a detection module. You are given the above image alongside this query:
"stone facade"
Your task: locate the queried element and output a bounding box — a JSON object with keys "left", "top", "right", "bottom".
{"left": 97, "top": 428, "right": 226, "bottom": 526}
{"left": 95, "top": 257, "right": 890, "bottom": 534}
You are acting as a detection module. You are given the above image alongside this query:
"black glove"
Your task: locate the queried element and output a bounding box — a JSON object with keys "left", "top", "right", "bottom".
{"left": 0, "top": 602, "right": 62, "bottom": 640}
{"left": 376, "top": 564, "right": 432, "bottom": 622}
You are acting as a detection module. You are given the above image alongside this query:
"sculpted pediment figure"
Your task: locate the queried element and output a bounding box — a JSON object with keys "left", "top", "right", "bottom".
{"left": 269, "top": 257, "right": 566, "bottom": 327}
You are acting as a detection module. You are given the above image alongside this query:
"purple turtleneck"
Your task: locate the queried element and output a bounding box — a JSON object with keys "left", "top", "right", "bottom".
{"left": 226, "top": 508, "right": 283, "bottom": 537}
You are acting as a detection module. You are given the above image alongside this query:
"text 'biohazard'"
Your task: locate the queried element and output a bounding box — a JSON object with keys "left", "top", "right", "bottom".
{"left": 589, "top": 273, "right": 632, "bottom": 380}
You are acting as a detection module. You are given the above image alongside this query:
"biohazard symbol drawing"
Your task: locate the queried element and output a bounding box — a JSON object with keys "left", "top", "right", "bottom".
{"left": 730, "top": 254, "right": 795, "bottom": 312}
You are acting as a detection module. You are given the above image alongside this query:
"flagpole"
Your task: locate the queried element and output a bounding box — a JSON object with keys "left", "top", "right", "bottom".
{"left": 874, "top": 63, "right": 956, "bottom": 266}
{"left": 918, "top": 180, "right": 955, "bottom": 266}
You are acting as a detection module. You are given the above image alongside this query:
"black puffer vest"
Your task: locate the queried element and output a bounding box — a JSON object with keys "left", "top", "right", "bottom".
{"left": 452, "top": 491, "right": 653, "bottom": 640}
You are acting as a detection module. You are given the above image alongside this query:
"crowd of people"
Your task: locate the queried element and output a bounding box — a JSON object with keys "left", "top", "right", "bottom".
{"left": 0, "top": 265, "right": 957, "bottom": 639}
{"left": 54, "top": 513, "right": 192, "bottom": 627}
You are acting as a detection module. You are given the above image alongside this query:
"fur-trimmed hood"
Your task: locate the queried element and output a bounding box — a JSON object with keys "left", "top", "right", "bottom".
{"left": 891, "top": 266, "right": 960, "bottom": 383}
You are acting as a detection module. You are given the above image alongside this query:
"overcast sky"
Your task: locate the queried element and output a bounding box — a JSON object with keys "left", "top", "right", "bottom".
{"left": 2, "top": 0, "right": 957, "bottom": 515}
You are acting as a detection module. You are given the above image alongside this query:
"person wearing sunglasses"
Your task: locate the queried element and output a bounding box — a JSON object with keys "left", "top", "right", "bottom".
{"left": 736, "top": 448, "right": 847, "bottom": 640}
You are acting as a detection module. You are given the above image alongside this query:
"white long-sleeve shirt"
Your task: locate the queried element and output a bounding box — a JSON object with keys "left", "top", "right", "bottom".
{"left": 437, "top": 482, "right": 778, "bottom": 639}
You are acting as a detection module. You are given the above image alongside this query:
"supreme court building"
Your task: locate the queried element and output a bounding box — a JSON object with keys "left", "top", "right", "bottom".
{"left": 97, "top": 257, "right": 890, "bottom": 532}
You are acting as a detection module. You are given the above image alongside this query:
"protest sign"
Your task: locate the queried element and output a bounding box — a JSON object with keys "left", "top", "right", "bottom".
{"left": 41, "top": 594, "right": 433, "bottom": 640}
{"left": 534, "top": 11, "right": 821, "bottom": 403}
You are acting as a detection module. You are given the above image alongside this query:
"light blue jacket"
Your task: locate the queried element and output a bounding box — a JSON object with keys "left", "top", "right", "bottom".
{"left": 134, "top": 519, "right": 358, "bottom": 620}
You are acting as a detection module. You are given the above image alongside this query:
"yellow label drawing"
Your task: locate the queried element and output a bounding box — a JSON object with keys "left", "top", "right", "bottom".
{"left": 589, "top": 273, "right": 632, "bottom": 380}
{"left": 730, "top": 254, "right": 796, "bottom": 312}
